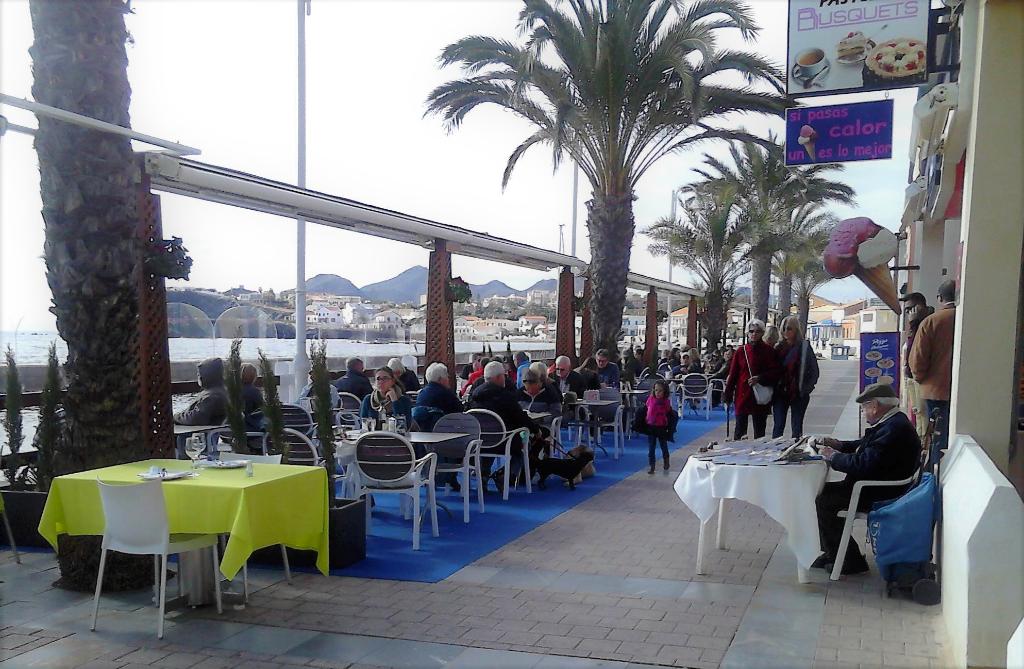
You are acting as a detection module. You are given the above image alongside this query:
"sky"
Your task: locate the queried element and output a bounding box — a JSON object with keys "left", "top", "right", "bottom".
{"left": 0, "top": 0, "right": 916, "bottom": 332}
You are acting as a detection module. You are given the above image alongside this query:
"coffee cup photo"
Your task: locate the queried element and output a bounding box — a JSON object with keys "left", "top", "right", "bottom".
{"left": 792, "top": 47, "right": 829, "bottom": 80}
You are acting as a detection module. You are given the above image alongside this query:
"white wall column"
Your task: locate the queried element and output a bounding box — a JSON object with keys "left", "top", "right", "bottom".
{"left": 949, "top": 0, "right": 1024, "bottom": 472}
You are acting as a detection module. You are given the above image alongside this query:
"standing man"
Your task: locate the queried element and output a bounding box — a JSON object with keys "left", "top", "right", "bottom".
{"left": 909, "top": 279, "right": 956, "bottom": 459}
{"left": 595, "top": 349, "right": 620, "bottom": 388}
{"left": 515, "top": 351, "right": 531, "bottom": 389}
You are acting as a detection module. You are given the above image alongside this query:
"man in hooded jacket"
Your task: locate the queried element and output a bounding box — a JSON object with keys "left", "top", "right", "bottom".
{"left": 174, "top": 357, "right": 228, "bottom": 426}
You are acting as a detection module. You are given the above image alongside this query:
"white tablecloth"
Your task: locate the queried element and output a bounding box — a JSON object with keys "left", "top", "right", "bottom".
{"left": 674, "top": 458, "right": 829, "bottom": 569}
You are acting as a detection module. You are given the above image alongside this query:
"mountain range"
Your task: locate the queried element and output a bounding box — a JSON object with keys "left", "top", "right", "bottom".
{"left": 302, "top": 266, "right": 572, "bottom": 304}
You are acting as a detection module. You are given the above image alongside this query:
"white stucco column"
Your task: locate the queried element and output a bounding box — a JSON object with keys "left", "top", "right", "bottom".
{"left": 949, "top": 0, "right": 1024, "bottom": 473}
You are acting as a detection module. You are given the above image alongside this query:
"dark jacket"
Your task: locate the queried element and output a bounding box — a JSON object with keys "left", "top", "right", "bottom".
{"left": 416, "top": 381, "right": 464, "bottom": 415}
{"left": 597, "top": 363, "right": 621, "bottom": 388}
{"left": 470, "top": 381, "right": 539, "bottom": 435}
{"left": 174, "top": 358, "right": 228, "bottom": 426}
{"left": 776, "top": 340, "right": 820, "bottom": 400}
{"left": 578, "top": 369, "right": 601, "bottom": 391}
{"left": 398, "top": 369, "right": 421, "bottom": 393}
{"left": 335, "top": 369, "right": 372, "bottom": 399}
{"left": 517, "top": 383, "right": 563, "bottom": 411}
{"left": 359, "top": 392, "right": 413, "bottom": 428}
{"left": 621, "top": 355, "right": 643, "bottom": 385}
{"left": 831, "top": 410, "right": 921, "bottom": 495}
{"left": 550, "top": 370, "right": 588, "bottom": 397}
{"left": 241, "top": 383, "right": 264, "bottom": 432}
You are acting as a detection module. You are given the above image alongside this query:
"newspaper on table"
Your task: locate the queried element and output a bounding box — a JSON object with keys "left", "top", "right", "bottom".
{"left": 692, "top": 436, "right": 820, "bottom": 466}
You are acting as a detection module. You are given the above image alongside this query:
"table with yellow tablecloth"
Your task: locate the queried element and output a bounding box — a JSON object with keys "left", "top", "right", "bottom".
{"left": 38, "top": 459, "right": 329, "bottom": 578}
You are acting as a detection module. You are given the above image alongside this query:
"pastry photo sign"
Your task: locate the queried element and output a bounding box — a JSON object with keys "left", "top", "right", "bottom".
{"left": 787, "top": 0, "right": 931, "bottom": 95}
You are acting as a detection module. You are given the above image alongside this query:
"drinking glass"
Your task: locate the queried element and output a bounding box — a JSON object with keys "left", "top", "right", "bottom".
{"left": 395, "top": 416, "right": 407, "bottom": 435}
{"left": 361, "top": 418, "right": 374, "bottom": 433}
{"left": 185, "top": 438, "right": 204, "bottom": 471}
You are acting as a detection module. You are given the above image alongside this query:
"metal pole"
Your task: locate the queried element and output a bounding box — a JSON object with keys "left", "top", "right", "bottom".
{"left": 570, "top": 162, "right": 579, "bottom": 257}
{"left": 666, "top": 190, "right": 677, "bottom": 347}
{"left": 292, "top": 0, "right": 311, "bottom": 399}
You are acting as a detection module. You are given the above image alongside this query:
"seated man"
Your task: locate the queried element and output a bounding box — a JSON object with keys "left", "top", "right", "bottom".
{"left": 299, "top": 369, "right": 340, "bottom": 409}
{"left": 416, "top": 362, "right": 464, "bottom": 419}
{"left": 334, "top": 357, "right": 372, "bottom": 399}
{"left": 174, "top": 358, "right": 228, "bottom": 426}
{"left": 517, "top": 368, "right": 562, "bottom": 412}
{"left": 814, "top": 383, "right": 921, "bottom": 575}
{"left": 595, "top": 348, "right": 620, "bottom": 388}
{"left": 469, "top": 361, "right": 540, "bottom": 488}
{"left": 550, "top": 355, "right": 587, "bottom": 396}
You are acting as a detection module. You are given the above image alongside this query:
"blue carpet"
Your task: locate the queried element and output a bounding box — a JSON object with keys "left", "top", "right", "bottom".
{"left": 334, "top": 409, "right": 729, "bottom": 583}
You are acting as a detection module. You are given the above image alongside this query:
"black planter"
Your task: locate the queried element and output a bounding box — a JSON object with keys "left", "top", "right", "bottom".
{"left": 0, "top": 490, "right": 50, "bottom": 549}
{"left": 251, "top": 497, "right": 365, "bottom": 570}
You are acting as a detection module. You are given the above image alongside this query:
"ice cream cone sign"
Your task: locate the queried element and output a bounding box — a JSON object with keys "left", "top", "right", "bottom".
{"left": 798, "top": 125, "right": 818, "bottom": 161}
{"left": 823, "top": 217, "right": 902, "bottom": 314}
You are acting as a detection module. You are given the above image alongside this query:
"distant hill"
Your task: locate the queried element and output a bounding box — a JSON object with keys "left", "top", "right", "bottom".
{"left": 471, "top": 280, "right": 520, "bottom": 299}
{"left": 525, "top": 276, "right": 584, "bottom": 292}
{"left": 360, "top": 266, "right": 429, "bottom": 303}
{"left": 306, "top": 274, "right": 363, "bottom": 296}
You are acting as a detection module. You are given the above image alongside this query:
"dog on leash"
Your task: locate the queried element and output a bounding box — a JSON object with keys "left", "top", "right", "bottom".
{"left": 535, "top": 451, "right": 594, "bottom": 490}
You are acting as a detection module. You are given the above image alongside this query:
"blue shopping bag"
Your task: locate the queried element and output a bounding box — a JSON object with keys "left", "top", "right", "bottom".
{"left": 867, "top": 473, "right": 936, "bottom": 582}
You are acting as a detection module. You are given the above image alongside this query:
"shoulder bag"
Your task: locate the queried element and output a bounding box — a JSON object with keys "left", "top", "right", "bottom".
{"left": 744, "top": 344, "right": 774, "bottom": 406}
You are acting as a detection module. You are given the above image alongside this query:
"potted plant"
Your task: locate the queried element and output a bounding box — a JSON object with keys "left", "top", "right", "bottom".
{"left": 223, "top": 339, "right": 248, "bottom": 452}
{"left": 258, "top": 350, "right": 285, "bottom": 455}
{"left": 1, "top": 344, "right": 60, "bottom": 548}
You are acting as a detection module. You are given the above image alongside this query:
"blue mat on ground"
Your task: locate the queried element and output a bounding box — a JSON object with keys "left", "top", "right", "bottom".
{"left": 334, "top": 409, "right": 728, "bottom": 583}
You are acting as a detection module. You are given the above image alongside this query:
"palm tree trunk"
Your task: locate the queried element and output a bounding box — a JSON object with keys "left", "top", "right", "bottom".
{"left": 750, "top": 254, "right": 772, "bottom": 322}
{"left": 797, "top": 288, "right": 812, "bottom": 330}
{"left": 778, "top": 273, "right": 793, "bottom": 322}
{"left": 586, "top": 192, "right": 634, "bottom": 354}
{"left": 700, "top": 289, "right": 725, "bottom": 352}
{"left": 30, "top": 0, "right": 150, "bottom": 591}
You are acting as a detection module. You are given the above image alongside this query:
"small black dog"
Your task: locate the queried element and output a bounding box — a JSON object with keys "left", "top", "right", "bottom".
{"left": 535, "top": 451, "right": 594, "bottom": 490}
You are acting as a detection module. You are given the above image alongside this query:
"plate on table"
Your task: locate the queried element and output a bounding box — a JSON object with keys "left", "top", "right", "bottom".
{"left": 138, "top": 470, "right": 194, "bottom": 481}
{"left": 196, "top": 460, "right": 247, "bottom": 469}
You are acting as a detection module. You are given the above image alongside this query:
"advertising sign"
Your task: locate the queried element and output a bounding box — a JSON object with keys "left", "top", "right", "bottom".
{"left": 785, "top": 99, "right": 894, "bottom": 165}
{"left": 787, "top": 0, "right": 930, "bottom": 95}
{"left": 860, "top": 331, "right": 900, "bottom": 395}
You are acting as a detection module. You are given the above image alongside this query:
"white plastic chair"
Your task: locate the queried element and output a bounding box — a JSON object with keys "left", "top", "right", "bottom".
{"left": 91, "top": 479, "right": 222, "bottom": 638}
{"left": 595, "top": 388, "right": 624, "bottom": 459}
{"left": 829, "top": 426, "right": 931, "bottom": 582}
{"left": 353, "top": 432, "right": 438, "bottom": 550}
{"left": 433, "top": 413, "right": 485, "bottom": 523}
{"left": 337, "top": 392, "right": 362, "bottom": 430}
{"left": 681, "top": 374, "right": 712, "bottom": 420}
{"left": 467, "top": 409, "right": 532, "bottom": 501}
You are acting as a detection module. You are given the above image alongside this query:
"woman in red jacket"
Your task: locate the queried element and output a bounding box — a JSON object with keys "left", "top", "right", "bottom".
{"left": 724, "top": 319, "right": 782, "bottom": 440}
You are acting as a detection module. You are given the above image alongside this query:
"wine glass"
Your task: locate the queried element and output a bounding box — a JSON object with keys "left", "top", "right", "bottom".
{"left": 185, "top": 438, "right": 204, "bottom": 471}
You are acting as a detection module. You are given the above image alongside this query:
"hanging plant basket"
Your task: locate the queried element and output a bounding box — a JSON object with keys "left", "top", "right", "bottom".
{"left": 656, "top": 309, "right": 669, "bottom": 323}
{"left": 145, "top": 236, "right": 193, "bottom": 280}
{"left": 447, "top": 277, "right": 472, "bottom": 303}
{"left": 573, "top": 296, "right": 587, "bottom": 312}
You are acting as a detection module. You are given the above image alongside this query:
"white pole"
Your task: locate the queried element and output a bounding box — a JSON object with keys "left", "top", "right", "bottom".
{"left": 666, "top": 189, "right": 677, "bottom": 347}
{"left": 570, "top": 162, "right": 579, "bottom": 257}
{"left": 292, "top": 0, "right": 311, "bottom": 399}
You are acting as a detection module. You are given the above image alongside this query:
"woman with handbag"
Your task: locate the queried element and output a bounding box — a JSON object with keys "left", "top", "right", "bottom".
{"left": 724, "top": 319, "right": 781, "bottom": 440}
{"left": 772, "top": 315, "right": 820, "bottom": 438}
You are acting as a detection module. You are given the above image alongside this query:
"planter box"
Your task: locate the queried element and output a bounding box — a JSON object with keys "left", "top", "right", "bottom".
{"left": 251, "top": 497, "right": 365, "bottom": 570}
{"left": 0, "top": 490, "right": 50, "bottom": 549}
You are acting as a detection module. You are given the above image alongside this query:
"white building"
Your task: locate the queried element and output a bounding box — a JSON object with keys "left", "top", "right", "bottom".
{"left": 373, "top": 309, "right": 403, "bottom": 328}
{"left": 314, "top": 305, "right": 344, "bottom": 325}
{"left": 342, "top": 302, "right": 376, "bottom": 325}
{"left": 526, "top": 289, "right": 556, "bottom": 306}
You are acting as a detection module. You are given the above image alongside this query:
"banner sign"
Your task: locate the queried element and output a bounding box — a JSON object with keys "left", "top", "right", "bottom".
{"left": 860, "top": 331, "right": 900, "bottom": 395}
{"left": 787, "top": 0, "right": 930, "bottom": 95}
{"left": 785, "top": 99, "right": 894, "bottom": 165}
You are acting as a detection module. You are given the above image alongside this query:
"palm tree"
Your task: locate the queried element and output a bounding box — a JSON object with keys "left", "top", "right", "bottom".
{"left": 644, "top": 183, "right": 747, "bottom": 351}
{"left": 793, "top": 232, "right": 833, "bottom": 329}
{"left": 772, "top": 205, "right": 835, "bottom": 321}
{"left": 425, "top": 0, "right": 788, "bottom": 353}
{"left": 30, "top": 0, "right": 149, "bottom": 590}
{"left": 693, "top": 139, "right": 854, "bottom": 321}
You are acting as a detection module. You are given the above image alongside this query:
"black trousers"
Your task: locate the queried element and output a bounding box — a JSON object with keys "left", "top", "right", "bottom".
{"left": 647, "top": 433, "right": 669, "bottom": 464}
{"left": 733, "top": 412, "right": 768, "bottom": 440}
{"left": 815, "top": 481, "right": 877, "bottom": 560}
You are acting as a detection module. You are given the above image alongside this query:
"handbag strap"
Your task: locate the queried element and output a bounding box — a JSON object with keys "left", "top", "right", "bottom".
{"left": 743, "top": 343, "right": 759, "bottom": 378}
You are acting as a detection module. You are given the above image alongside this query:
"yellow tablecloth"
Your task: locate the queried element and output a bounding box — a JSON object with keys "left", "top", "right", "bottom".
{"left": 38, "top": 459, "right": 329, "bottom": 578}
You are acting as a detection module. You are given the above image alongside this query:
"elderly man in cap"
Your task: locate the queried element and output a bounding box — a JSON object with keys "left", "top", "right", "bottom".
{"left": 813, "top": 383, "right": 921, "bottom": 575}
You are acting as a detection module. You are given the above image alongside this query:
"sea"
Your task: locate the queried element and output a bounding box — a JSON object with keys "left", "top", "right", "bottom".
{"left": 0, "top": 331, "right": 553, "bottom": 454}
